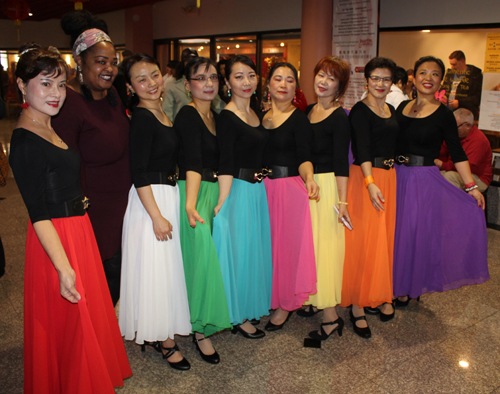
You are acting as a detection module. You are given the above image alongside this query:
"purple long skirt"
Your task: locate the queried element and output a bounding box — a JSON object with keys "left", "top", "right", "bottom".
{"left": 393, "top": 164, "right": 489, "bottom": 298}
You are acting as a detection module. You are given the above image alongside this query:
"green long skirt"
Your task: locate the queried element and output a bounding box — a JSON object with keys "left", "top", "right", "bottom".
{"left": 178, "top": 180, "right": 232, "bottom": 336}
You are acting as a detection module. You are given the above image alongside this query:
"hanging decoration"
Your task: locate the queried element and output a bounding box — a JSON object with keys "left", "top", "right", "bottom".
{"left": 68, "top": 0, "right": 89, "bottom": 11}
{"left": 4, "top": 0, "right": 31, "bottom": 42}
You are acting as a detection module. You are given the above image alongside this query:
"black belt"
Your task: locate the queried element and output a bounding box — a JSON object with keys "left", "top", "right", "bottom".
{"left": 372, "top": 157, "right": 395, "bottom": 170}
{"left": 145, "top": 172, "right": 177, "bottom": 186}
{"left": 397, "top": 154, "right": 435, "bottom": 167}
{"left": 47, "top": 194, "right": 89, "bottom": 218}
{"left": 314, "top": 164, "right": 335, "bottom": 174}
{"left": 178, "top": 168, "right": 218, "bottom": 183}
{"left": 268, "top": 165, "right": 300, "bottom": 179}
{"left": 233, "top": 168, "right": 269, "bottom": 183}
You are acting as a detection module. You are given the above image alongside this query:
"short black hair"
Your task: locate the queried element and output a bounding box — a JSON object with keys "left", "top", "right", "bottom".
{"left": 394, "top": 66, "right": 408, "bottom": 86}
{"left": 364, "top": 57, "right": 397, "bottom": 81}
{"left": 185, "top": 57, "right": 217, "bottom": 80}
{"left": 414, "top": 56, "right": 445, "bottom": 81}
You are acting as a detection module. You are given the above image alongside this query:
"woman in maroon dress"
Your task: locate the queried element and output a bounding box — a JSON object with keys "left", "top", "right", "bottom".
{"left": 53, "top": 13, "right": 131, "bottom": 305}
{"left": 10, "top": 43, "right": 131, "bottom": 394}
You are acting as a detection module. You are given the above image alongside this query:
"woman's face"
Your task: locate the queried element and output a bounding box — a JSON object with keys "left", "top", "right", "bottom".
{"left": 226, "top": 62, "right": 258, "bottom": 100}
{"left": 186, "top": 64, "right": 219, "bottom": 102}
{"left": 414, "top": 61, "right": 443, "bottom": 96}
{"left": 78, "top": 41, "right": 118, "bottom": 92}
{"left": 19, "top": 71, "right": 67, "bottom": 117}
{"left": 314, "top": 68, "right": 340, "bottom": 99}
{"left": 269, "top": 66, "right": 296, "bottom": 103}
{"left": 127, "top": 61, "right": 163, "bottom": 103}
{"left": 366, "top": 67, "right": 393, "bottom": 99}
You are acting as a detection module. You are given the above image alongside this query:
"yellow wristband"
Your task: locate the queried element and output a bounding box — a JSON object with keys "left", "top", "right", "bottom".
{"left": 338, "top": 201, "right": 348, "bottom": 205}
{"left": 364, "top": 175, "right": 374, "bottom": 187}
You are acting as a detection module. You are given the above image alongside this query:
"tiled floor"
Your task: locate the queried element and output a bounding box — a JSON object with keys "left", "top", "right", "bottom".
{"left": 1, "top": 117, "right": 500, "bottom": 393}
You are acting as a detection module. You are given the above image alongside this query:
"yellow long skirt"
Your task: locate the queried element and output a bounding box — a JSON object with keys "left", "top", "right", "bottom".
{"left": 305, "top": 172, "right": 345, "bottom": 309}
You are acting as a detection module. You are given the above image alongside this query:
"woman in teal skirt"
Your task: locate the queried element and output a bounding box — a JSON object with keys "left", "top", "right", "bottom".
{"left": 212, "top": 55, "right": 273, "bottom": 339}
{"left": 175, "top": 57, "right": 231, "bottom": 364}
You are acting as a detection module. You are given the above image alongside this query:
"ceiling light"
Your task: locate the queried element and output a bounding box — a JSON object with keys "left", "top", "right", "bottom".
{"left": 217, "top": 46, "right": 221, "bottom": 49}
{"left": 236, "top": 44, "right": 240, "bottom": 48}
{"left": 280, "top": 42, "right": 285, "bottom": 47}
{"left": 422, "top": 30, "right": 430, "bottom": 33}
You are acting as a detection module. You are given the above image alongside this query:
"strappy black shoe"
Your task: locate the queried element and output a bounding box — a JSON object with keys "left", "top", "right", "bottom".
{"left": 297, "top": 305, "right": 321, "bottom": 317}
{"left": 308, "top": 317, "right": 344, "bottom": 341}
{"left": 193, "top": 336, "right": 220, "bottom": 364}
{"left": 158, "top": 342, "right": 191, "bottom": 371}
{"left": 349, "top": 309, "right": 371, "bottom": 339}
{"left": 394, "top": 296, "right": 420, "bottom": 307}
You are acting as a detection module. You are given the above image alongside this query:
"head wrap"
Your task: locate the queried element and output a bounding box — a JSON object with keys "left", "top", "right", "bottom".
{"left": 72, "top": 28, "right": 113, "bottom": 61}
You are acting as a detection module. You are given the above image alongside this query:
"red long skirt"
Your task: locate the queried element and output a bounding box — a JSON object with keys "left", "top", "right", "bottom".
{"left": 24, "top": 214, "right": 131, "bottom": 394}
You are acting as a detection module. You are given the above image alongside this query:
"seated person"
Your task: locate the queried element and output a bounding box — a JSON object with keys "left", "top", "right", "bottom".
{"left": 435, "top": 108, "right": 492, "bottom": 192}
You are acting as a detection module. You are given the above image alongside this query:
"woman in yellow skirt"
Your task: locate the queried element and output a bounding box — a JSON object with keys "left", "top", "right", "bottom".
{"left": 300, "top": 56, "right": 352, "bottom": 340}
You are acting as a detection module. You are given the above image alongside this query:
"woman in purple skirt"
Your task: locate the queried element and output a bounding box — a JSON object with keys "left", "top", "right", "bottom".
{"left": 393, "top": 56, "right": 489, "bottom": 302}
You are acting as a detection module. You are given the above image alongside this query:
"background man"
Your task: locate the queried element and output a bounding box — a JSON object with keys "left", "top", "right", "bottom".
{"left": 435, "top": 108, "right": 492, "bottom": 192}
{"left": 440, "top": 50, "right": 483, "bottom": 120}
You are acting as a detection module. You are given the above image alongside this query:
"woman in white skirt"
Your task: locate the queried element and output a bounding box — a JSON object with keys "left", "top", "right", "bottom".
{"left": 119, "top": 53, "right": 192, "bottom": 370}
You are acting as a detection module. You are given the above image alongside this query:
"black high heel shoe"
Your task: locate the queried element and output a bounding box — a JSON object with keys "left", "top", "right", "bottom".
{"left": 297, "top": 305, "right": 321, "bottom": 318}
{"left": 394, "top": 296, "right": 420, "bottom": 307}
{"left": 193, "top": 336, "right": 220, "bottom": 364}
{"left": 349, "top": 309, "right": 371, "bottom": 339}
{"left": 231, "top": 324, "right": 265, "bottom": 339}
{"left": 308, "top": 317, "right": 344, "bottom": 341}
{"left": 141, "top": 341, "right": 160, "bottom": 353}
{"left": 265, "top": 311, "right": 293, "bottom": 332}
{"left": 249, "top": 319, "right": 260, "bottom": 325}
{"left": 379, "top": 303, "right": 395, "bottom": 322}
{"left": 158, "top": 342, "right": 191, "bottom": 371}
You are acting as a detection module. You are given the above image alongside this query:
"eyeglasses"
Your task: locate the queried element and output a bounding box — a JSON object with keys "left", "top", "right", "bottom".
{"left": 369, "top": 75, "right": 393, "bottom": 84}
{"left": 457, "top": 122, "right": 468, "bottom": 128}
{"left": 190, "top": 74, "right": 219, "bottom": 83}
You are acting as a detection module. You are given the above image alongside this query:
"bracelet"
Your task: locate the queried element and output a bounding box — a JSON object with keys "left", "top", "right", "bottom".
{"left": 364, "top": 175, "right": 374, "bottom": 187}
{"left": 465, "top": 182, "right": 476, "bottom": 189}
{"left": 465, "top": 185, "right": 478, "bottom": 192}
{"left": 338, "top": 201, "right": 348, "bottom": 205}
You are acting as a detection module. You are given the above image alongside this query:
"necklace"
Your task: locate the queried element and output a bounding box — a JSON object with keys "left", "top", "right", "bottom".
{"left": 22, "top": 112, "right": 63, "bottom": 144}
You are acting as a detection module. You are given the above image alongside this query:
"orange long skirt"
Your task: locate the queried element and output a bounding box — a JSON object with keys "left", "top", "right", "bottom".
{"left": 340, "top": 165, "right": 396, "bottom": 308}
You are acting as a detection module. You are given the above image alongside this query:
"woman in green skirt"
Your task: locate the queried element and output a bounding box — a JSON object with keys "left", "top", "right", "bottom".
{"left": 175, "top": 57, "right": 231, "bottom": 364}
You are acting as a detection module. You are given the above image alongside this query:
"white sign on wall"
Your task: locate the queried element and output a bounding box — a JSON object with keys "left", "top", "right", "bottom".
{"left": 332, "top": 0, "right": 379, "bottom": 109}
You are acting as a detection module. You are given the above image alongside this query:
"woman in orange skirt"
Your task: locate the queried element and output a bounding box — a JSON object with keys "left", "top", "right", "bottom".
{"left": 340, "top": 57, "right": 399, "bottom": 339}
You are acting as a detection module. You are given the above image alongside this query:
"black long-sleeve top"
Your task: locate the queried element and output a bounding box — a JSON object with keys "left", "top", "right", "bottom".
{"left": 306, "top": 104, "right": 351, "bottom": 177}
{"left": 350, "top": 101, "right": 399, "bottom": 165}
{"left": 129, "top": 107, "right": 179, "bottom": 188}
{"left": 217, "top": 110, "right": 269, "bottom": 176}
{"left": 262, "top": 108, "right": 313, "bottom": 169}
{"left": 175, "top": 105, "right": 219, "bottom": 177}
{"left": 9, "top": 128, "right": 82, "bottom": 223}
{"left": 396, "top": 101, "right": 468, "bottom": 163}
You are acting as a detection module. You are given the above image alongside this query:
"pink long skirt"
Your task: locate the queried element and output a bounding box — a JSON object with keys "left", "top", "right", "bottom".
{"left": 264, "top": 176, "right": 317, "bottom": 311}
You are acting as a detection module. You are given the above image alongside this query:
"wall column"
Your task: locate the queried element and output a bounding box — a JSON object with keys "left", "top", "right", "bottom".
{"left": 125, "top": 4, "right": 154, "bottom": 55}
{"left": 300, "top": 0, "right": 333, "bottom": 104}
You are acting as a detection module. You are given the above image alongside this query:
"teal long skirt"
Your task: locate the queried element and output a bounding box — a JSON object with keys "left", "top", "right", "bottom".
{"left": 178, "top": 180, "right": 232, "bottom": 336}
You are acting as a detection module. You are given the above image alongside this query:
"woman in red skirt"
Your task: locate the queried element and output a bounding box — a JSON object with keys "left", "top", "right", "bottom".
{"left": 9, "top": 43, "right": 131, "bottom": 394}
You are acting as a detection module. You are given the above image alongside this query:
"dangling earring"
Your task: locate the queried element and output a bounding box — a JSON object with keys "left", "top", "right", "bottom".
{"left": 77, "top": 66, "right": 83, "bottom": 84}
{"left": 227, "top": 88, "right": 231, "bottom": 97}
{"left": 21, "top": 93, "right": 29, "bottom": 109}
{"left": 187, "top": 91, "right": 192, "bottom": 99}
{"left": 293, "top": 95, "right": 297, "bottom": 104}
{"left": 267, "top": 93, "right": 270, "bottom": 102}
{"left": 253, "top": 90, "right": 256, "bottom": 95}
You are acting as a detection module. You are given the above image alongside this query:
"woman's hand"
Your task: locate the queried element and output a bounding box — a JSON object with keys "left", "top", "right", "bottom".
{"left": 338, "top": 204, "right": 353, "bottom": 228}
{"left": 367, "top": 183, "right": 385, "bottom": 211}
{"left": 186, "top": 207, "right": 205, "bottom": 228}
{"left": 305, "top": 179, "right": 320, "bottom": 201}
{"left": 214, "top": 203, "right": 223, "bottom": 217}
{"left": 152, "top": 215, "right": 173, "bottom": 241}
{"left": 58, "top": 267, "right": 81, "bottom": 303}
{"left": 469, "top": 188, "right": 485, "bottom": 210}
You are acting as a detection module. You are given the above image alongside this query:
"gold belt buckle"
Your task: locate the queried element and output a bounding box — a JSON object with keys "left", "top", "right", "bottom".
{"left": 383, "top": 159, "right": 395, "bottom": 168}
{"left": 82, "top": 197, "right": 90, "bottom": 210}
{"left": 396, "top": 155, "right": 409, "bottom": 164}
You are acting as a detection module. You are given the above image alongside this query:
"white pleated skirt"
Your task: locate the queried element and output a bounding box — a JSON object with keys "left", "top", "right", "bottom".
{"left": 119, "top": 184, "right": 192, "bottom": 344}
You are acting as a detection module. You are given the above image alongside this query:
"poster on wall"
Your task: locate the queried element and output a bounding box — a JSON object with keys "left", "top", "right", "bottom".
{"left": 479, "top": 33, "right": 500, "bottom": 132}
{"left": 332, "top": 0, "right": 379, "bottom": 109}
